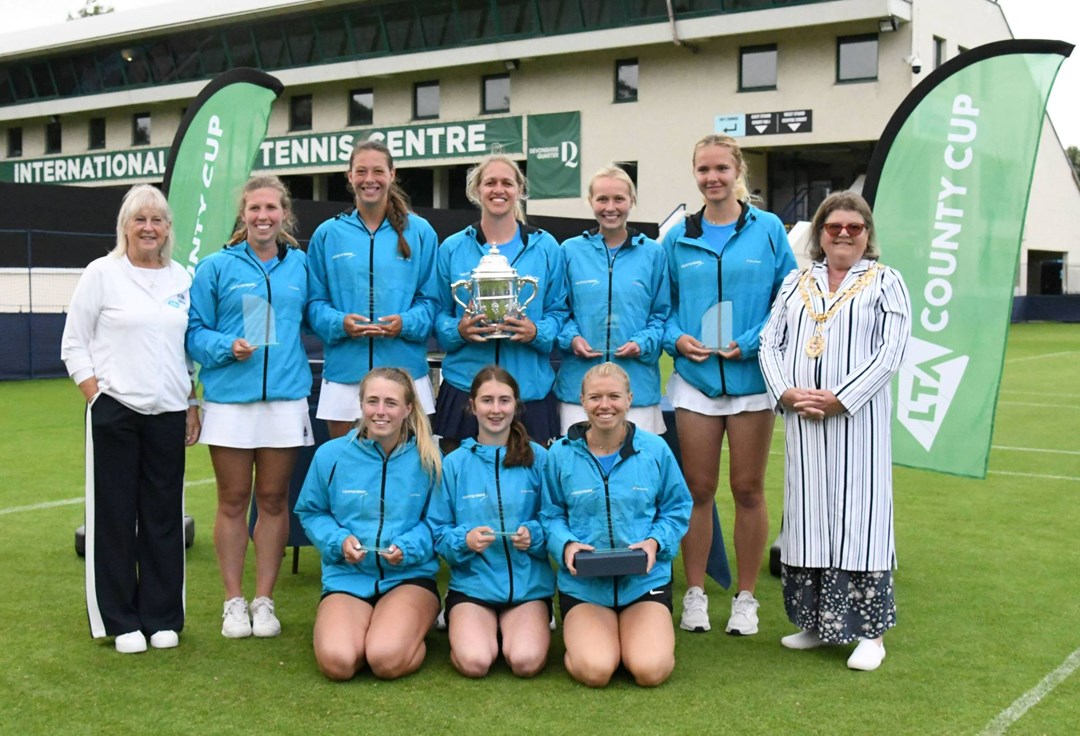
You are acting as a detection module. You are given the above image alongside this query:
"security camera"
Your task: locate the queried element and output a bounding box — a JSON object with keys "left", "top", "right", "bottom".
{"left": 908, "top": 54, "right": 923, "bottom": 74}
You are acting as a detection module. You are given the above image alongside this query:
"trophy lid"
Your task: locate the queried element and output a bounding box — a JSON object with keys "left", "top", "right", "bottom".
{"left": 472, "top": 244, "right": 517, "bottom": 280}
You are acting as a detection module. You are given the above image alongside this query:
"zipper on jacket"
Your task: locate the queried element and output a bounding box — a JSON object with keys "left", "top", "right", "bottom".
{"left": 714, "top": 252, "right": 727, "bottom": 396}
{"left": 372, "top": 451, "right": 389, "bottom": 593}
{"left": 367, "top": 229, "right": 376, "bottom": 371}
{"left": 243, "top": 248, "right": 274, "bottom": 402}
{"left": 494, "top": 448, "right": 515, "bottom": 604}
{"left": 604, "top": 246, "right": 621, "bottom": 360}
{"left": 588, "top": 454, "right": 620, "bottom": 607}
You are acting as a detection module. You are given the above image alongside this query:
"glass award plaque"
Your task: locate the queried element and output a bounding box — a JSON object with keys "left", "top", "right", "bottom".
{"left": 700, "top": 301, "right": 733, "bottom": 352}
{"left": 242, "top": 293, "right": 278, "bottom": 347}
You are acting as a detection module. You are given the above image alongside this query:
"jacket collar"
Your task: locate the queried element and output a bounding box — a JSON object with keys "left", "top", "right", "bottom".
{"left": 565, "top": 421, "right": 639, "bottom": 460}
{"left": 582, "top": 226, "right": 643, "bottom": 249}
{"left": 684, "top": 201, "right": 751, "bottom": 240}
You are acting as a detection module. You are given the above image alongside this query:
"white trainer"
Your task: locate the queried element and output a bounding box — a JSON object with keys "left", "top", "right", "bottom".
{"left": 149, "top": 630, "right": 179, "bottom": 649}
{"left": 222, "top": 597, "right": 252, "bottom": 638}
{"left": 847, "top": 639, "right": 886, "bottom": 671}
{"left": 680, "top": 586, "right": 711, "bottom": 632}
{"left": 250, "top": 597, "right": 281, "bottom": 638}
{"left": 781, "top": 629, "right": 826, "bottom": 650}
{"left": 725, "top": 590, "right": 760, "bottom": 636}
{"left": 115, "top": 631, "right": 147, "bottom": 654}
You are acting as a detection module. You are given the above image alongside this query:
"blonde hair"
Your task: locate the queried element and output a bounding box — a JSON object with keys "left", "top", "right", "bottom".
{"left": 357, "top": 367, "right": 441, "bottom": 482}
{"left": 227, "top": 175, "right": 299, "bottom": 248}
{"left": 111, "top": 184, "right": 175, "bottom": 265}
{"left": 465, "top": 154, "right": 528, "bottom": 223}
{"left": 587, "top": 165, "right": 637, "bottom": 206}
{"left": 692, "top": 134, "right": 750, "bottom": 203}
{"left": 581, "top": 361, "right": 632, "bottom": 397}
{"left": 347, "top": 139, "right": 414, "bottom": 258}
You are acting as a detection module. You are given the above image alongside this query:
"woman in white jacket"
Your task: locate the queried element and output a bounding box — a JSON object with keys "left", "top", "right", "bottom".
{"left": 61, "top": 185, "right": 200, "bottom": 654}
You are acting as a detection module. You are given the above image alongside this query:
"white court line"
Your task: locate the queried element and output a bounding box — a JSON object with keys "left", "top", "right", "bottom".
{"left": 992, "top": 445, "right": 1080, "bottom": 456}
{"left": 0, "top": 477, "right": 215, "bottom": 516}
{"left": 998, "top": 401, "right": 1080, "bottom": 410}
{"left": 1005, "top": 351, "right": 1079, "bottom": 364}
{"left": 978, "top": 648, "right": 1080, "bottom": 736}
{"left": 1001, "top": 390, "right": 1080, "bottom": 399}
{"left": 987, "top": 470, "right": 1080, "bottom": 483}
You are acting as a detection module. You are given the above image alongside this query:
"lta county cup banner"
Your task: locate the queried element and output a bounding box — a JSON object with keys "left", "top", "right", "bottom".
{"left": 163, "top": 68, "right": 284, "bottom": 275}
{"left": 863, "top": 39, "right": 1073, "bottom": 478}
{"left": 527, "top": 112, "right": 581, "bottom": 199}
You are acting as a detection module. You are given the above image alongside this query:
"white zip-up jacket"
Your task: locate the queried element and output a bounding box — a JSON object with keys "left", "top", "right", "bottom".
{"left": 61, "top": 254, "right": 192, "bottom": 415}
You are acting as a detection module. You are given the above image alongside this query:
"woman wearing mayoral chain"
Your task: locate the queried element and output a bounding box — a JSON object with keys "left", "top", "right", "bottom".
{"left": 758, "top": 191, "right": 911, "bottom": 671}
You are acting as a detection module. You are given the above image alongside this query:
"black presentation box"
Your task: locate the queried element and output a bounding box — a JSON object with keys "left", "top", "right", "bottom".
{"left": 573, "top": 548, "right": 648, "bottom": 577}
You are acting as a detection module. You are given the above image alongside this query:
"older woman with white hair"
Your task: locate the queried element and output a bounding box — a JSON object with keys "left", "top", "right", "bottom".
{"left": 61, "top": 184, "right": 200, "bottom": 654}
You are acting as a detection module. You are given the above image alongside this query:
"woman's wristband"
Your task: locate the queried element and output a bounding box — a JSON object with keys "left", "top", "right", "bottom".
{"left": 188, "top": 398, "right": 200, "bottom": 408}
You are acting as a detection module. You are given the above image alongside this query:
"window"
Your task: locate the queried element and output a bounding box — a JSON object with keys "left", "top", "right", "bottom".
{"left": 7, "top": 127, "right": 23, "bottom": 157}
{"left": 289, "top": 94, "right": 313, "bottom": 131}
{"left": 934, "top": 36, "right": 946, "bottom": 69}
{"left": 614, "top": 58, "right": 638, "bottom": 103}
{"left": 132, "top": 112, "right": 150, "bottom": 146}
{"left": 615, "top": 160, "right": 638, "bottom": 190}
{"left": 348, "top": 88, "right": 374, "bottom": 126}
{"left": 482, "top": 73, "right": 510, "bottom": 114}
{"left": 837, "top": 34, "right": 878, "bottom": 82}
{"left": 413, "top": 81, "right": 439, "bottom": 120}
{"left": 89, "top": 117, "right": 106, "bottom": 149}
{"left": 45, "top": 118, "right": 62, "bottom": 154}
{"left": 740, "top": 44, "right": 777, "bottom": 91}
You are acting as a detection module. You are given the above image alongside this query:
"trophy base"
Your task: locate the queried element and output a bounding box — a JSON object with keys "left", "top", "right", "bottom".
{"left": 479, "top": 332, "right": 513, "bottom": 340}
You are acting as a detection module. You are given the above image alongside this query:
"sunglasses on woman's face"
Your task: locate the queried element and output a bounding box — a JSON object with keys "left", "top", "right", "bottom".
{"left": 822, "top": 222, "right": 867, "bottom": 237}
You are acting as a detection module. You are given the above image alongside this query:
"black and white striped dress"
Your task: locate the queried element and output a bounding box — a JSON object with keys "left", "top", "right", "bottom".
{"left": 759, "top": 258, "right": 911, "bottom": 641}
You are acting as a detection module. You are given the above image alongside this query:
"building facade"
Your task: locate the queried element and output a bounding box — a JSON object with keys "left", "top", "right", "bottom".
{"left": 1, "top": 0, "right": 1077, "bottom": 293}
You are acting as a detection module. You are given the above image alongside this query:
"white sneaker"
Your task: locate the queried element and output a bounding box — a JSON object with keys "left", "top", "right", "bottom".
{"left": 434, "top": 608, "right": 447, "bottom": 631}
{"left": 680, "top": 586, "right": 711, "bottom": 632}
{"left": 781, "top": 629, "right": 825, "bottom": 650}
{"left": 726, "top": 590, "right": 760, "bottom": 636}
{"left": 149, "top": 630, "right": 179, "bottom": 649}
{"left": 115, "top": 631, "right": 147, "bottom": 654}
{"left": 549, "top": 614, "right": 557, "bottom": 632}
{"left": 847, "top": 639, "right": 886, "bottom": 671}
{"left": 250, "top": 597, "right": 281, "bottom": 638}
{"left": 222, "top": 597, "right": 252, "bottom": 638}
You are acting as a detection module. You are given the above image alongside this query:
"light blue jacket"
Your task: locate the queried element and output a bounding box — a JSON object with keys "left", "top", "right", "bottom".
{"left": 428, "top": 439, "right": 555, "bottom": 604}
{"left": 294, "top": 431, "right": 439, "bottom": 598}
{"left": 662, "top": 203, "right": 797, "bottom": 397}
{"left": 306, "top": 210, "right": 439, "bottom": 382}
{"left": 541, "top": 423, "right": 691, "bottom": 607}
{"left": 556, "top": 228, "right": 670, "bottom": 406}
{"left": 185, "top": 241, "right": 312, "bottom": 403}
{"left": 435, "top": 223, "right": 569, "bottom": 401}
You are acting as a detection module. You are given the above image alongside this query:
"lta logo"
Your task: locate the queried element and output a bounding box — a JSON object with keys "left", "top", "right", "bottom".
{"left": 896, "top": 336, "right": 969, "bottom": 451}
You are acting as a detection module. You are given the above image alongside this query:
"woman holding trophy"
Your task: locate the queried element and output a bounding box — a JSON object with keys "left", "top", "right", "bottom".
{"left": 556, "top": 165, "right": 670, "bottom": 435}
{"left": 306, "top": 139, "right": 440, "bottom": 439}
{"left": 186, "top": 175, "right": 312, "bottom": 639}
{"left": 662, "top": 134, "right": 796, "bottom": 636}
{"left": 434, "top": 154, "right": 569, "bottom": 452}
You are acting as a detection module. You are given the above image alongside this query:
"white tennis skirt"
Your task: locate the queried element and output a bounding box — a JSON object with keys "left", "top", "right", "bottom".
{"left": 558, "top": 402, "right": 666, "bottom": 436}
{"left": 665, "top": 373, "right": 774, "bottom": 417}
{"left": 199, "top": 399, "right": 314, "bottom": 448}
{"left": 315, "top": 375, "right": 436, "bottom": 421}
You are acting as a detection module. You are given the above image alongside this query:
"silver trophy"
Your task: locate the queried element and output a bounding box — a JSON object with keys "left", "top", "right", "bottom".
{"left": 451, "top": 244, "right": 538, "bottom": 339}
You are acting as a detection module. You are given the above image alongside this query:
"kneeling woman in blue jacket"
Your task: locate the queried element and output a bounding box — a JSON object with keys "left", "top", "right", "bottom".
{"left": 542, "top": 363, "right": 691, "bottom": 687}
{"left": 295, "top": 367, "right": 442, "bottom": 680}
{"left": 428, "top": 366, "right": 554, "bottom": 677}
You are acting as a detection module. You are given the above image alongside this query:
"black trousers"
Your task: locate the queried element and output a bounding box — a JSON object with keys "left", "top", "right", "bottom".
{"left": 85, "top": 394, "right": 186, "bottom": 637}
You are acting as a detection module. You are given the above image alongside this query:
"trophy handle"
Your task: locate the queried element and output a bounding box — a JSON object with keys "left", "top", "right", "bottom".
{"left": 516, "top": 276, "right": 539, "bottom": 311}
{"left": 450, "top": 279, "right": 474, "bottom": 313}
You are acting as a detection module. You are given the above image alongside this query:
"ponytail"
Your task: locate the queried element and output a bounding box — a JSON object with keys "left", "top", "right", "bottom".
{"left": 385, "top": 184, "right": 413, "bottom": 259}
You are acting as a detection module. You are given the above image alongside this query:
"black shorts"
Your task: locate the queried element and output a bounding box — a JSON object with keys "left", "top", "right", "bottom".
{"left": 558, "top": 581, "right": 673, "bottom": 619}
{"left": 322, "top": 577, "right": 440, "bottom": 608}
{"left": 443, "top": 589, "right": 554, "bottom": 626}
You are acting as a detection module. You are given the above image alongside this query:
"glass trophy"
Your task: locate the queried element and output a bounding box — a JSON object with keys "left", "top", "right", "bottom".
{"left": 242, "top": 293, "right": 278, "bottom": 346}
{"left": 700, "top": 301, "right": 733, "bottom": 352}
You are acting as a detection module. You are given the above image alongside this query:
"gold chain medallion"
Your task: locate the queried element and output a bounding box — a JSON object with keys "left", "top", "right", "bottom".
{"left": 797, "top": 264, "right": 880, "bottom": 359}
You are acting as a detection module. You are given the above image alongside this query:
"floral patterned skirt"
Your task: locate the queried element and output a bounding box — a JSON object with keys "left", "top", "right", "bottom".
{"left": 781, "top": 565, "right": 896, "bottom": 644}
